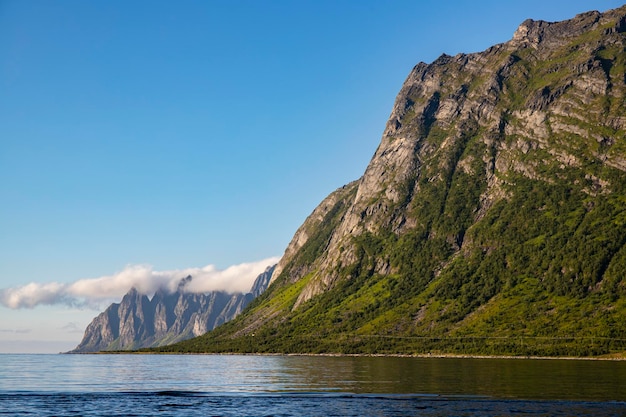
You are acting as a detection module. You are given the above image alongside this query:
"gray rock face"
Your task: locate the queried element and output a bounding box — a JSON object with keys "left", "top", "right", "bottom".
{"left": 69, "top": 265, "right": 276, "bottom": 352}
{"left": 269, "top": 5, "right": 626, "bottom": 307}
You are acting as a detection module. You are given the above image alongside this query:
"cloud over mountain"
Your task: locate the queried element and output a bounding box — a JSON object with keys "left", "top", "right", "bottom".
{"left": 0, "top": 257, "right": 279, "bottom": 309}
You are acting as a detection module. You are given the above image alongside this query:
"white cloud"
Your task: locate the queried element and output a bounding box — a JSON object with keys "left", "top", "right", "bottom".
{"left": 1, "top": 282, "right": 69, "bottom": 309}
{"left": 0, "top": 257, "right": 279, "bottom": 310}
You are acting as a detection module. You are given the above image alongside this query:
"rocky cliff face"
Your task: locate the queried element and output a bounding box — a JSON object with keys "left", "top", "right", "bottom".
{"left": 69, "top": 265, "right": 275, "bottom": 352}
{"left": 271, "top": 5, "right": 626, "bottom": 306}
{"left": 167, "top": 6, "right": 626, "bottom": 356}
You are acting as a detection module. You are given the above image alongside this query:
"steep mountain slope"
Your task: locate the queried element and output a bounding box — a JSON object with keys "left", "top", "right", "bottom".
{"left": 158, "top": 6, "right": 626, "bottom": 357}
{"left": 69, "top": 265, "right": 275, "bottom": 352}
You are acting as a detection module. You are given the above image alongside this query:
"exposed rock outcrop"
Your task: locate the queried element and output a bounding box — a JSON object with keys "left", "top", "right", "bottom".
{"left": 69, "top": 265, "right": 276, "bottom": 352}
{"left": 270, "top": 4, "right": 626, "bottom": 306}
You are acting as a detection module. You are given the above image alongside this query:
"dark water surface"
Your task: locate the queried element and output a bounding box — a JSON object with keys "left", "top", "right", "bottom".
{"left": 0, "top": 354, "right": 625, "bottom": 416}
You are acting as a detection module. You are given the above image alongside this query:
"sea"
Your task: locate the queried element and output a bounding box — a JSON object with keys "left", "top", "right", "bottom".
{"left": 0, "top": 354, "right": 625, "bottom": 416}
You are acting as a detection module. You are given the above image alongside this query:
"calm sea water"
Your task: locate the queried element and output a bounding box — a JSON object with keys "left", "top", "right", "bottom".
{"left": 0, "top": 354, "right": 625, "bottom": 416}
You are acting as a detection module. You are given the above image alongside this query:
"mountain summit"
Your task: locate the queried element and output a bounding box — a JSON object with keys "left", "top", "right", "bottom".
{"left": 69, "top": 265, "right": 275, "bottom": 352}
{"left": 158, "top": 6, "right": 626, "bottom": 356}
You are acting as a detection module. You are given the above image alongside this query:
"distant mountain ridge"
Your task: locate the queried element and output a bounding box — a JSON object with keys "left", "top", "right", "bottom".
{"left": 155, "top": 5, "right": 626, "bottom": 357}
{"left": 69, "top": 265, "right": 275, "bottom": 352}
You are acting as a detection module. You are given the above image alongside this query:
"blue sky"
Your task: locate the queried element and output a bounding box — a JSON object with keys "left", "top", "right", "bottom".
{"left": 1, "top": 0, "right": 623, "bottom": 353}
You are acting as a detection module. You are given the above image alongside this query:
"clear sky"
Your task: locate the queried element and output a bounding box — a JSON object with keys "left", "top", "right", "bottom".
{"left": 1, "top": 0, "right": 623, "bottom": 353}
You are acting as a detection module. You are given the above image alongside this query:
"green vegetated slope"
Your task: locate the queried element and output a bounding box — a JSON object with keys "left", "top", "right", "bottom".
{"left": 152, "top": 6, "right": 626, "bottom": 357}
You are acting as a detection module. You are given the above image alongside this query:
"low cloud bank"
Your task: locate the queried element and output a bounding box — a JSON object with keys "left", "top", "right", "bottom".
{"left": 0, "top": 257, "right": 280, "bottom": 310}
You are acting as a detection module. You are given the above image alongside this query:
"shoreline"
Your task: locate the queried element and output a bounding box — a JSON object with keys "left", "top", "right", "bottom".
{"left": 88, "top": 350, "right": 626, "bottom": 361}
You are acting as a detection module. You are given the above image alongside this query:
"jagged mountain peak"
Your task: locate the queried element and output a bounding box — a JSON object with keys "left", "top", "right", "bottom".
{"left": 177, "top": 275, "right": 193, "bottom": 292}
{"left": 119, "top": 287, "right": 149, "bottom": 305}
{"left": 270, "top": 3, "right": 626, "bottom": 305}
{"left": 124, "top": 287, "right": 139, "bottom": 296}
{"left": 512, "top": 6, "right": 626, "bottom": 50}
{"left": 69, "top": 265, "right": 276, "bottom": 352}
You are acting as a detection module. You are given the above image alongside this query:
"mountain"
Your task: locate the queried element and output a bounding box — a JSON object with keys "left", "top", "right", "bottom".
{"left": 155, "top": 6, "right": 626, "bottom": 357}
{"left": 69, "top": 265, "right": 276, "bottom": 352}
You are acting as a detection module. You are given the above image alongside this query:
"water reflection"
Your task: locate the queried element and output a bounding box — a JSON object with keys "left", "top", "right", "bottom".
{"left": 1, "top": 354, "right": 625, "bottom": 401}
{"left": 270, "top": 356, "right": 626, "bottom": 400}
